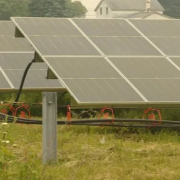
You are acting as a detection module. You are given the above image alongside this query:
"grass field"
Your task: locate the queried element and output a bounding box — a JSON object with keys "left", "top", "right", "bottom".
{"left": 1, "top": 122, "right": 180, "bottom": 180}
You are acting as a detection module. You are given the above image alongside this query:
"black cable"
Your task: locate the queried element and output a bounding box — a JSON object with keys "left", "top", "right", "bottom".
{"left": 57, "top": 119, "right": 180, "bottom": 125}
{"left": 14, "top": 58, "right": 35, "bottom": 103}
{"left": 67, "top": 123, "right": 180, "bottom": 128}
{"left": 1, "top": 113, "right": 180, "bottom": 128}
{"left": 11, "top": 59, "right": 35, "bottom": 111}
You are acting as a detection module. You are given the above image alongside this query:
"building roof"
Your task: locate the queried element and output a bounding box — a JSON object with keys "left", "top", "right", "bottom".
{"left": 117, "top": 12, "right": 173, "bottom": 19}
{"left": 128, "top": 12, "right": 161, "bottom": 18}
{"left": 95, "top": 0, "right": 164, "bottom": 12}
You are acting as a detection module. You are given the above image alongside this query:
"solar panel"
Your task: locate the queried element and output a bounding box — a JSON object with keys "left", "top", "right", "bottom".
{"left": 0, "top": 21, "right": 15, "bottom": 36}
{"left": 12, "top": 17, "right": 180, "bottom": 105}
{"left": 130, "top": 79, "right": 180, "bottom": 101}
{"left": 0, "top": 71, "right": 11, "bottom": 89}
{"left": 4, "top": 69, "right": 63, "bottom": 89}
{"left": 109, "top": 57, "right": 180, "bottom": 101}
{"left": 0, "top": 53, "right": 34, "bottom": 69}
{"left": 149, "top": 37, "right": 180, "bottom": 56}
{"left": 109, "top": 57, "right": 180, "bottom": 78}
{"left": 0, "top": 53, "right": 64, "bottom": 90}
{"left": 13, "top": 18, "right": 82, "bottom": 36}
{"left": 45, "top": 57, "right": 121, "bottom": 78}
{"left": 62, "top": 79, "right": 144, "bottom": 103}
{"left": 0, "top": 36, "right": 33, "bottom": 52}
{"left": 29, "top": 36, "right": 100, "bottom": 56}
{"left": 0, "top": 22, "right": 65, "bottom": 91}
{"left": 90, "top": 37, "right": 161, "bottom": 56}
{"left": 0, "top": 53, "right": 49, "bottom": 70}
{"left": 72, "top": 19, "right": 141, "bottom": 37}
{"left": 170, "top": 58, "right": 180, "bottom": 67}
{"left": 130, "top": 20, "right": 180, "bottom": 37}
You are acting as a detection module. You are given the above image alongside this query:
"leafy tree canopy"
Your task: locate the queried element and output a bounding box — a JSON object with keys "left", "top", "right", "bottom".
{"left": 28, "top": 0, "right": 87, "bottom": 17}
{"left": 0, "top": 0, "right": 87, "bottom": 20}
{"left": 0, "top": 0, "right": 29, "bottom": 20}
{"left": 159, "top": 0, "right": 180, "bottom": 19}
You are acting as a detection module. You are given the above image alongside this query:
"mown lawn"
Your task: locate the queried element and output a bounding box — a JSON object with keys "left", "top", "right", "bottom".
{"left": 1, "top": 123, "right": 180, "bottom": 180}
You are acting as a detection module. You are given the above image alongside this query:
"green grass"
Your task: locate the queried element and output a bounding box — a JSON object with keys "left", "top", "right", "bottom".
{"left": 1, "top": 123, "right": 180, "bottom": 180}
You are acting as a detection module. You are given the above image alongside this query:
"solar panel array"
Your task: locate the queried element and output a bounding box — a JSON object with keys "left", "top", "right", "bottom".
{"left": 0, "top": 22, "right": 65, "bottom": 91}
{"left": 0, "top": 21, "right": 15, "bottom": 36}
{"left": 11, "top": 18, "right": 180, "bottom": 105}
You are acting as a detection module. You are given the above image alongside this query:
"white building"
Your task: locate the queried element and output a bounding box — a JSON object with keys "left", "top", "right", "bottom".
{"left": 94, "top": 0, "right": 171, "bottom": 19}
{"left": 72, "top": 0, "right": 101, "bottom": 18}
{"left": 126, "top": 12, "right": 172, "bottom": 19}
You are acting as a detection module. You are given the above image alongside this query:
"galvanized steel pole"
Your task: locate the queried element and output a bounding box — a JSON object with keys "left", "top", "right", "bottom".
{"left": 42, "top": 92, "right": 57, "bottom": 164}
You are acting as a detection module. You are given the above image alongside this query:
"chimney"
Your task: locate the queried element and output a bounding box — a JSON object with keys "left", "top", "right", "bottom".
{"left": 146, "top": 0, "right": 151, "bottom": 12}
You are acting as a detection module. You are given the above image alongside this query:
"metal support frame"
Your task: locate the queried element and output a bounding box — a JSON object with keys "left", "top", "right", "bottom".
{"left": 42, "top": 92, "right": 57, "bottom": 164}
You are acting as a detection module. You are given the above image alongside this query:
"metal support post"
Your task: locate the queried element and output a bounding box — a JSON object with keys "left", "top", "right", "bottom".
{"left": 42, "top": 92, "right": 57, "bottom": 164}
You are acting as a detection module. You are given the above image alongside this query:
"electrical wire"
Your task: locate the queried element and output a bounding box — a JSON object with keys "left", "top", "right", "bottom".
{"left": 11, "top": 59, "right": 35, "bottom": 111}
{"left": 1, "top": 113, "right": 180, "bottom": 128}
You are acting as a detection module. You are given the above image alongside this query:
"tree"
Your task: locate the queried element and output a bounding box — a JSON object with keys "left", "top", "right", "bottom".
{"left": 28, "top": 0, "right": 86, "bottom": 17}
{"left": 159, "top": 0, "right": 180, "bottom": 19}
{"left": 0, "top": 0, "right": 87, "bottom": 20}
{"left": 67, "top": 1, "right": 87, "bottom": 17}
{"left": 0, "top": 0, "right": 29, "bottom": 20}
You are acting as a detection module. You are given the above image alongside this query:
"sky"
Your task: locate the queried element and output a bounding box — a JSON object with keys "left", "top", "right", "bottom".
{"left": 72, "top": 0, "right": 101, "bottom": 18}
{"left": 73, "top": 0, "right": 101, "bottom": 9}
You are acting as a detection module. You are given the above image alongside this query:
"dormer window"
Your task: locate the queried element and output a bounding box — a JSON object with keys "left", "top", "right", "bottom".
{"left": 106, "top": 7, "right": 108, "bottom": 14}
{"left": 100, "top": 7, "right": 102, "bottom": 15}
